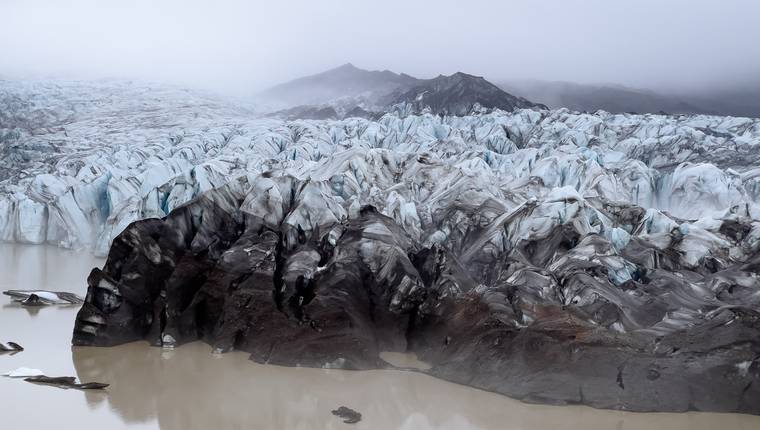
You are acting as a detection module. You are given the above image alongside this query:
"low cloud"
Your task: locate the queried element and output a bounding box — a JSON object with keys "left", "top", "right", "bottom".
{"left": 1, "top": 0, "right": 758, "bottom": 94}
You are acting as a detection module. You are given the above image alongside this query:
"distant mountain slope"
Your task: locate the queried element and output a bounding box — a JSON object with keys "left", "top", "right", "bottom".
{"left": 683, "top": 86, "right": 760, "bottom": 119}
{"left": 260, "top": 65, "right": 543, "bottom": 118}
{"left": 391, "top": 72, "right": 543, "bottom": 115}
{"left": 258, "top": 63, "right": 418, "bottom": 108}
{"left": 498, "top": 80, "right": 706, "bottom": 115}
{"left": 499, "top": 79, "right": 760, "bottom": 118}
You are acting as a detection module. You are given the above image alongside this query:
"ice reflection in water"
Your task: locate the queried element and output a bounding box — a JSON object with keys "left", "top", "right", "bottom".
{"left": 1, "top": 244, "right": 760, "bottom": 429}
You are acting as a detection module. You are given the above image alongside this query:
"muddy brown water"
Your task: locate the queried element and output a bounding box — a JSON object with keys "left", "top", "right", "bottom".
{"left": 1, "top": 244, "right": 758, "bottom": 429}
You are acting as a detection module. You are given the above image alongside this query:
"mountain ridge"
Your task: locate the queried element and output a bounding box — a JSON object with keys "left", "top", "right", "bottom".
{"left": 258, "top": 63, "right": 418, "bottom": 108}
{"left": 259, "top": 64, "right": 760, "bottom": 119}
{"left": 499, "top": 79, "right": 760, "bottom": 118}
{"left": 260, "top": 64, "right": 543, "bottom": 118}
{"left": 391, "top": 72, "right": 543, "bottom": 115}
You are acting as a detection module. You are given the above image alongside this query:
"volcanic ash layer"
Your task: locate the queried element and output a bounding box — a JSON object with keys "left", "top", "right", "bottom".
{"left": 73, "top": 173, "right": 760, "bottom": 414}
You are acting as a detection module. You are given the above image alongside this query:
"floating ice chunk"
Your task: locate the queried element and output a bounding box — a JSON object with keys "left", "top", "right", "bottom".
{"left": 3, "top": 367, "right": 45, "bottom": 378}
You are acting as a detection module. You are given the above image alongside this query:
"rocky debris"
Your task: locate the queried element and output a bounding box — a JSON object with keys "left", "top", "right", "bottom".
{"left": 23, "top": 375, "right": 109, "bottom": 390}
{"left": 0, "top": 342, "right": 23, "bottom": 354}
{"left": 3, "top": 290, "right": 84, "bottom": 305}
{"left": 72, "top": 170, "right": 760, "bottom": 414}
{"left": 331, "top": 406, "right": 362, "bottom": 424}
{"left": 18, "top": 294, "right": 45, "bottom": 306}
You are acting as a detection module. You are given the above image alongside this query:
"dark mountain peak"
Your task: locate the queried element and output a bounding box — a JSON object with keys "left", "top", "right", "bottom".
{"left": 259, "top": 65, "right": 544, "bottom": 117}
{"left": 311, "top": 63, "right": 373, "bottom": 81}
{"left": 323, "top": 62, "right": 366, "bottom": 77}
{"left": 430, "top": 72, "right": 495, "bottom": 90}
{"left": 449, "top": 71, "right": 482, "bottom": 80}
{"left": 390, "top": 71, "right": 543, "bottom": 115}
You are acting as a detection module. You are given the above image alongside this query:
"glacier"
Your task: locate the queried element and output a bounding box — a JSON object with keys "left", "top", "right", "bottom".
{"left": 3, "top": 81, "right": 760, "bottom": 413}
{"left": 2, "top": 81, "right": 759, "bottom": 256}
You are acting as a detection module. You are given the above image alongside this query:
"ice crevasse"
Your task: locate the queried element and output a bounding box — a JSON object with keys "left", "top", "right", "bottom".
{"left": 1, "top": 81, "right": 759, "bottom": 257}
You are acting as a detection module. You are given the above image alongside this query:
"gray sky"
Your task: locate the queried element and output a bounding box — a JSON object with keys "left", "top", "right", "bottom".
{"left": 2, "top": 0, "right": 759, "bottom": 94}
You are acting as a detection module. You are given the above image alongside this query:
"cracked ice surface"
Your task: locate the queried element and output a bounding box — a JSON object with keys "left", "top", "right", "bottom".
{"left": 1, "top": 80, "right": 759, "bottom": 257}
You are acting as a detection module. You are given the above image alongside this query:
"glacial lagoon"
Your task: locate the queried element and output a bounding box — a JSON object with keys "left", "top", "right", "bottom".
{"left": 1, "top": 243, "right": 759, "bottom": 430}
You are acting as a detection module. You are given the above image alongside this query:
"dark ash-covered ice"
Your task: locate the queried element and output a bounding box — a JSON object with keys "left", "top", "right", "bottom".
{"left": 72, "top": 168, "right": 760, "bottom": 414}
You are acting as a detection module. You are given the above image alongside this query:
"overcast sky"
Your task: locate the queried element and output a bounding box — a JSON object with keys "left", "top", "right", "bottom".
{"left": 2, "top": 0, "right": 759, "bottom": 94}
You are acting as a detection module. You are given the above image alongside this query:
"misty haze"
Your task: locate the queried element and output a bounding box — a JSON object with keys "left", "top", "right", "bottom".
{"left": 2, "top": 1, "right": 760, "bottom": 429}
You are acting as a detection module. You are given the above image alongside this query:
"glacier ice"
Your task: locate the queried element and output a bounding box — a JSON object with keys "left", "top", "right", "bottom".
{"left": 2, "top": 81, "right": 759, "bottom": 257}
{"left": 6, "top": 81, "right": 754, "bottom": 413}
